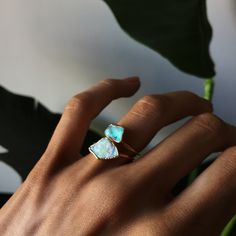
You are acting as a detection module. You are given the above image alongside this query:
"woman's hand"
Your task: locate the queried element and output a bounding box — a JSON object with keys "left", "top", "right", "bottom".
{"left": 1, "top": 77, "right": 236, "bottom": 236}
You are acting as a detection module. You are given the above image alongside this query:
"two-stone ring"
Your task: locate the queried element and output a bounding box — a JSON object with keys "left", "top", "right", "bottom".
{"left": 89, "top": 124, "right": 140, "bottom": 160}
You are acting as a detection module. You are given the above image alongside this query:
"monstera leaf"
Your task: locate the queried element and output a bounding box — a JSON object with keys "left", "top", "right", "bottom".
{"left": 104, "top": 0, "right": 215, "bottom": 78}
{"left": 0, "top": 86, "right": 101, "bottom": 180}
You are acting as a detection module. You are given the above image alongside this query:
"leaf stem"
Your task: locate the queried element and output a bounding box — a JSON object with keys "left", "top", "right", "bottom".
{"left": 188, "top": 79, "right": 215, "bottom": 187}
{"left": 187, "top": 168, "right": 199, "bottom": 185}
{"left": 221, "top": 215, "right": 236, "bottom": 236}
{"left": 204, "top": 78, "right": 215, "bottom": 101}
{"left": 203, "top": 78, "right": 236, "bottom": 236}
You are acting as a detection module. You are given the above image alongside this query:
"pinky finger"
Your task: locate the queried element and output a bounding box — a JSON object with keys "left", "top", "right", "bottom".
{"left": 166, "top": 145, "right": 236, "bottom": 235}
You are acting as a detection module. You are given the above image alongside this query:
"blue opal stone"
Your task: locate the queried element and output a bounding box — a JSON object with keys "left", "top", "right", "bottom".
{"left": 104, "top": 124, "right": 124, "bottom": 143}
{"left": 89, "top": 137, "right": 119, "bottom": 159}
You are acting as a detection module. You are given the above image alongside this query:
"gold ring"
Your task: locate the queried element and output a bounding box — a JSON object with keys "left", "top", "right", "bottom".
{"left": 89, "top": 124, "right": 140, "bottom": 160}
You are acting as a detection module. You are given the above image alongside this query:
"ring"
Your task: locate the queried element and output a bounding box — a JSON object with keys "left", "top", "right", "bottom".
{"left": 89, "top": 124, "right": 140, "bottom": 160}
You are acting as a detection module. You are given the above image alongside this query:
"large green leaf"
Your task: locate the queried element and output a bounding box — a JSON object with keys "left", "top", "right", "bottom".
{"left": 103, "top": 0, "right": 215, "bottom": 78}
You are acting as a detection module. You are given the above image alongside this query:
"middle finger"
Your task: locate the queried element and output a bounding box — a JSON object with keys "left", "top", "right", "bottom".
{"left": 87, "top": 91, "right": 212, "bottom": 167}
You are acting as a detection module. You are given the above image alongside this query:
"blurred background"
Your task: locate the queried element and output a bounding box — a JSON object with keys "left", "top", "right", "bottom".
{"left": 0, "top": 0, "right": 236, "bottom": 193}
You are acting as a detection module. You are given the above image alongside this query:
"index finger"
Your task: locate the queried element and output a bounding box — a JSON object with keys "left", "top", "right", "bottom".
{"left": 45, "top": 77, "right": 140, "bottom": 160}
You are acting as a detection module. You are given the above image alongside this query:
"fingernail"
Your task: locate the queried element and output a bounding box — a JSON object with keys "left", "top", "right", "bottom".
{"left": 124, "top": 76, "right": 140, "bottom": 83}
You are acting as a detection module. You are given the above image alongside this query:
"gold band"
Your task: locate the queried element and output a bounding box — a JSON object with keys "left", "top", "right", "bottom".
{"left": 120, "top": 141, "right": 140, "bottom": 158}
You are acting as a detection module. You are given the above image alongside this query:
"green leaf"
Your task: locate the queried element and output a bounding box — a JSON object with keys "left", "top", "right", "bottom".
{"left": 103, "top": 0, "right": 215, "bottom": 78}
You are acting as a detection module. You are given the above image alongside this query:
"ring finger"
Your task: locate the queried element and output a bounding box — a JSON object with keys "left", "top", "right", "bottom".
{"left": 87, "top": 91, "right": 212, "bottom": 167}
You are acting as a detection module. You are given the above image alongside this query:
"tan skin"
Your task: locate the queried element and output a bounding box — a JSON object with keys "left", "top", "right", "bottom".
{"left": 0, "top": 77, "right": 236, "bottom": 235}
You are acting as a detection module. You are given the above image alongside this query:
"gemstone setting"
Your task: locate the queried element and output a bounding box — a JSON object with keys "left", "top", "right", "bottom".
{"left": 104, "top": 124, "right": 124, "bottom": 143}
{"left": 89, "top": 137, "right": 119, "bottom": 160}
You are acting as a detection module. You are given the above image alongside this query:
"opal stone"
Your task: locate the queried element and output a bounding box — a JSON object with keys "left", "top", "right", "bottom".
{"left": 89, "top": 137, "right": 119, "bottom": 159}
{"left": 104, "top": 124, "right": 124, "bottom": 143}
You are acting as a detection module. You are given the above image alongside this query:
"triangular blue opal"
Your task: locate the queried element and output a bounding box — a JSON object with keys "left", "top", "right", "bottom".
{"left": 89, "top": 137, "right": 119, "bottom": 159}
{"left": 104, "top": 124, "right": 124, "bottom": 143}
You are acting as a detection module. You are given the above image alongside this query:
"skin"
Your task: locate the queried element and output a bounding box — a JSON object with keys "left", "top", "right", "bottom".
{"left": 0, "top": 76, "right": 236, "bottom": 236}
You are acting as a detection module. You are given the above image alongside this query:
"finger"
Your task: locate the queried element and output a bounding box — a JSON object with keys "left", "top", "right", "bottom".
{"left": 45, "top": 77, "right": 140, "bottom": 159}
{"left": 87, "top": 91, "right": 212, "bottom": 167}
{"left": 166, "top": 146, "right": 236, "bottom": 235}
{"left": 134, "top": 113, "right": 236, "bottom": 193}
{"left": 118, "top": 92, "right": 212, "bottom": 155}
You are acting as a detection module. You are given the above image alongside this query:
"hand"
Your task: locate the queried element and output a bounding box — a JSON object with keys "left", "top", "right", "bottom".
{"left": 0, "top": 77, "right": 236, "bottom": 236}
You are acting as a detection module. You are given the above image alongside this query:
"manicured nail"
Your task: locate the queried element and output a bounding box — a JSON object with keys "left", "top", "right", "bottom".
{"left": 125, "top": 76, "right": 140, "bottom": 82}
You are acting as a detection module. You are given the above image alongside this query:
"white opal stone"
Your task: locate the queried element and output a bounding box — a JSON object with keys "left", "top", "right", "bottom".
{"left": 89, "top": 137, "right": 119, "bottom": 159}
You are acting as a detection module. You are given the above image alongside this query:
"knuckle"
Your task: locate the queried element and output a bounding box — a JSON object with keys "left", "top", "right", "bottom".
{"left": 226, "top": 146, "right": 236, "bottom": 158}
{"left": 222, "top": 146, "right": 236, "bottom": 170}
{"left": 133, "top": 94, "right": 170, "bottom": 119}
{"left": 192, "top": 113, "right": 225, "bottom": 136}
{"left": 99, "top": 78, "right": 117, "bottom": 87}
{"left": 65, "top": 92, "right": 92, "bottom": 112}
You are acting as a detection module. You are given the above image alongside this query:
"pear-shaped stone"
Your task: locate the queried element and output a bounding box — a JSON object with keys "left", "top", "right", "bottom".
{"left": 104, "top": 124, "right": 124, "bottom": 143}
{"left": 89, "top": 137, "right": 119, "bottom": 159}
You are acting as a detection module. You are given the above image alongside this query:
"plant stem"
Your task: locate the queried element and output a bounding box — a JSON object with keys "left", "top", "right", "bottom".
{"left": 187, "top": 79, "right": 236, "bottom": 235}
{"left": 187, "top": 168, "right": 198, "bottom": 185}
{"left": 203, "top": 78, "right": 236, "bottom": 235}
{"left": 188, "top": 79, "right": 215, "bottom": 184}
{"left": 221, "top": 215, "right": 236, "bottom": 236}
{"left": 204, "top": 78, "right": 215, "bottom": 101}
